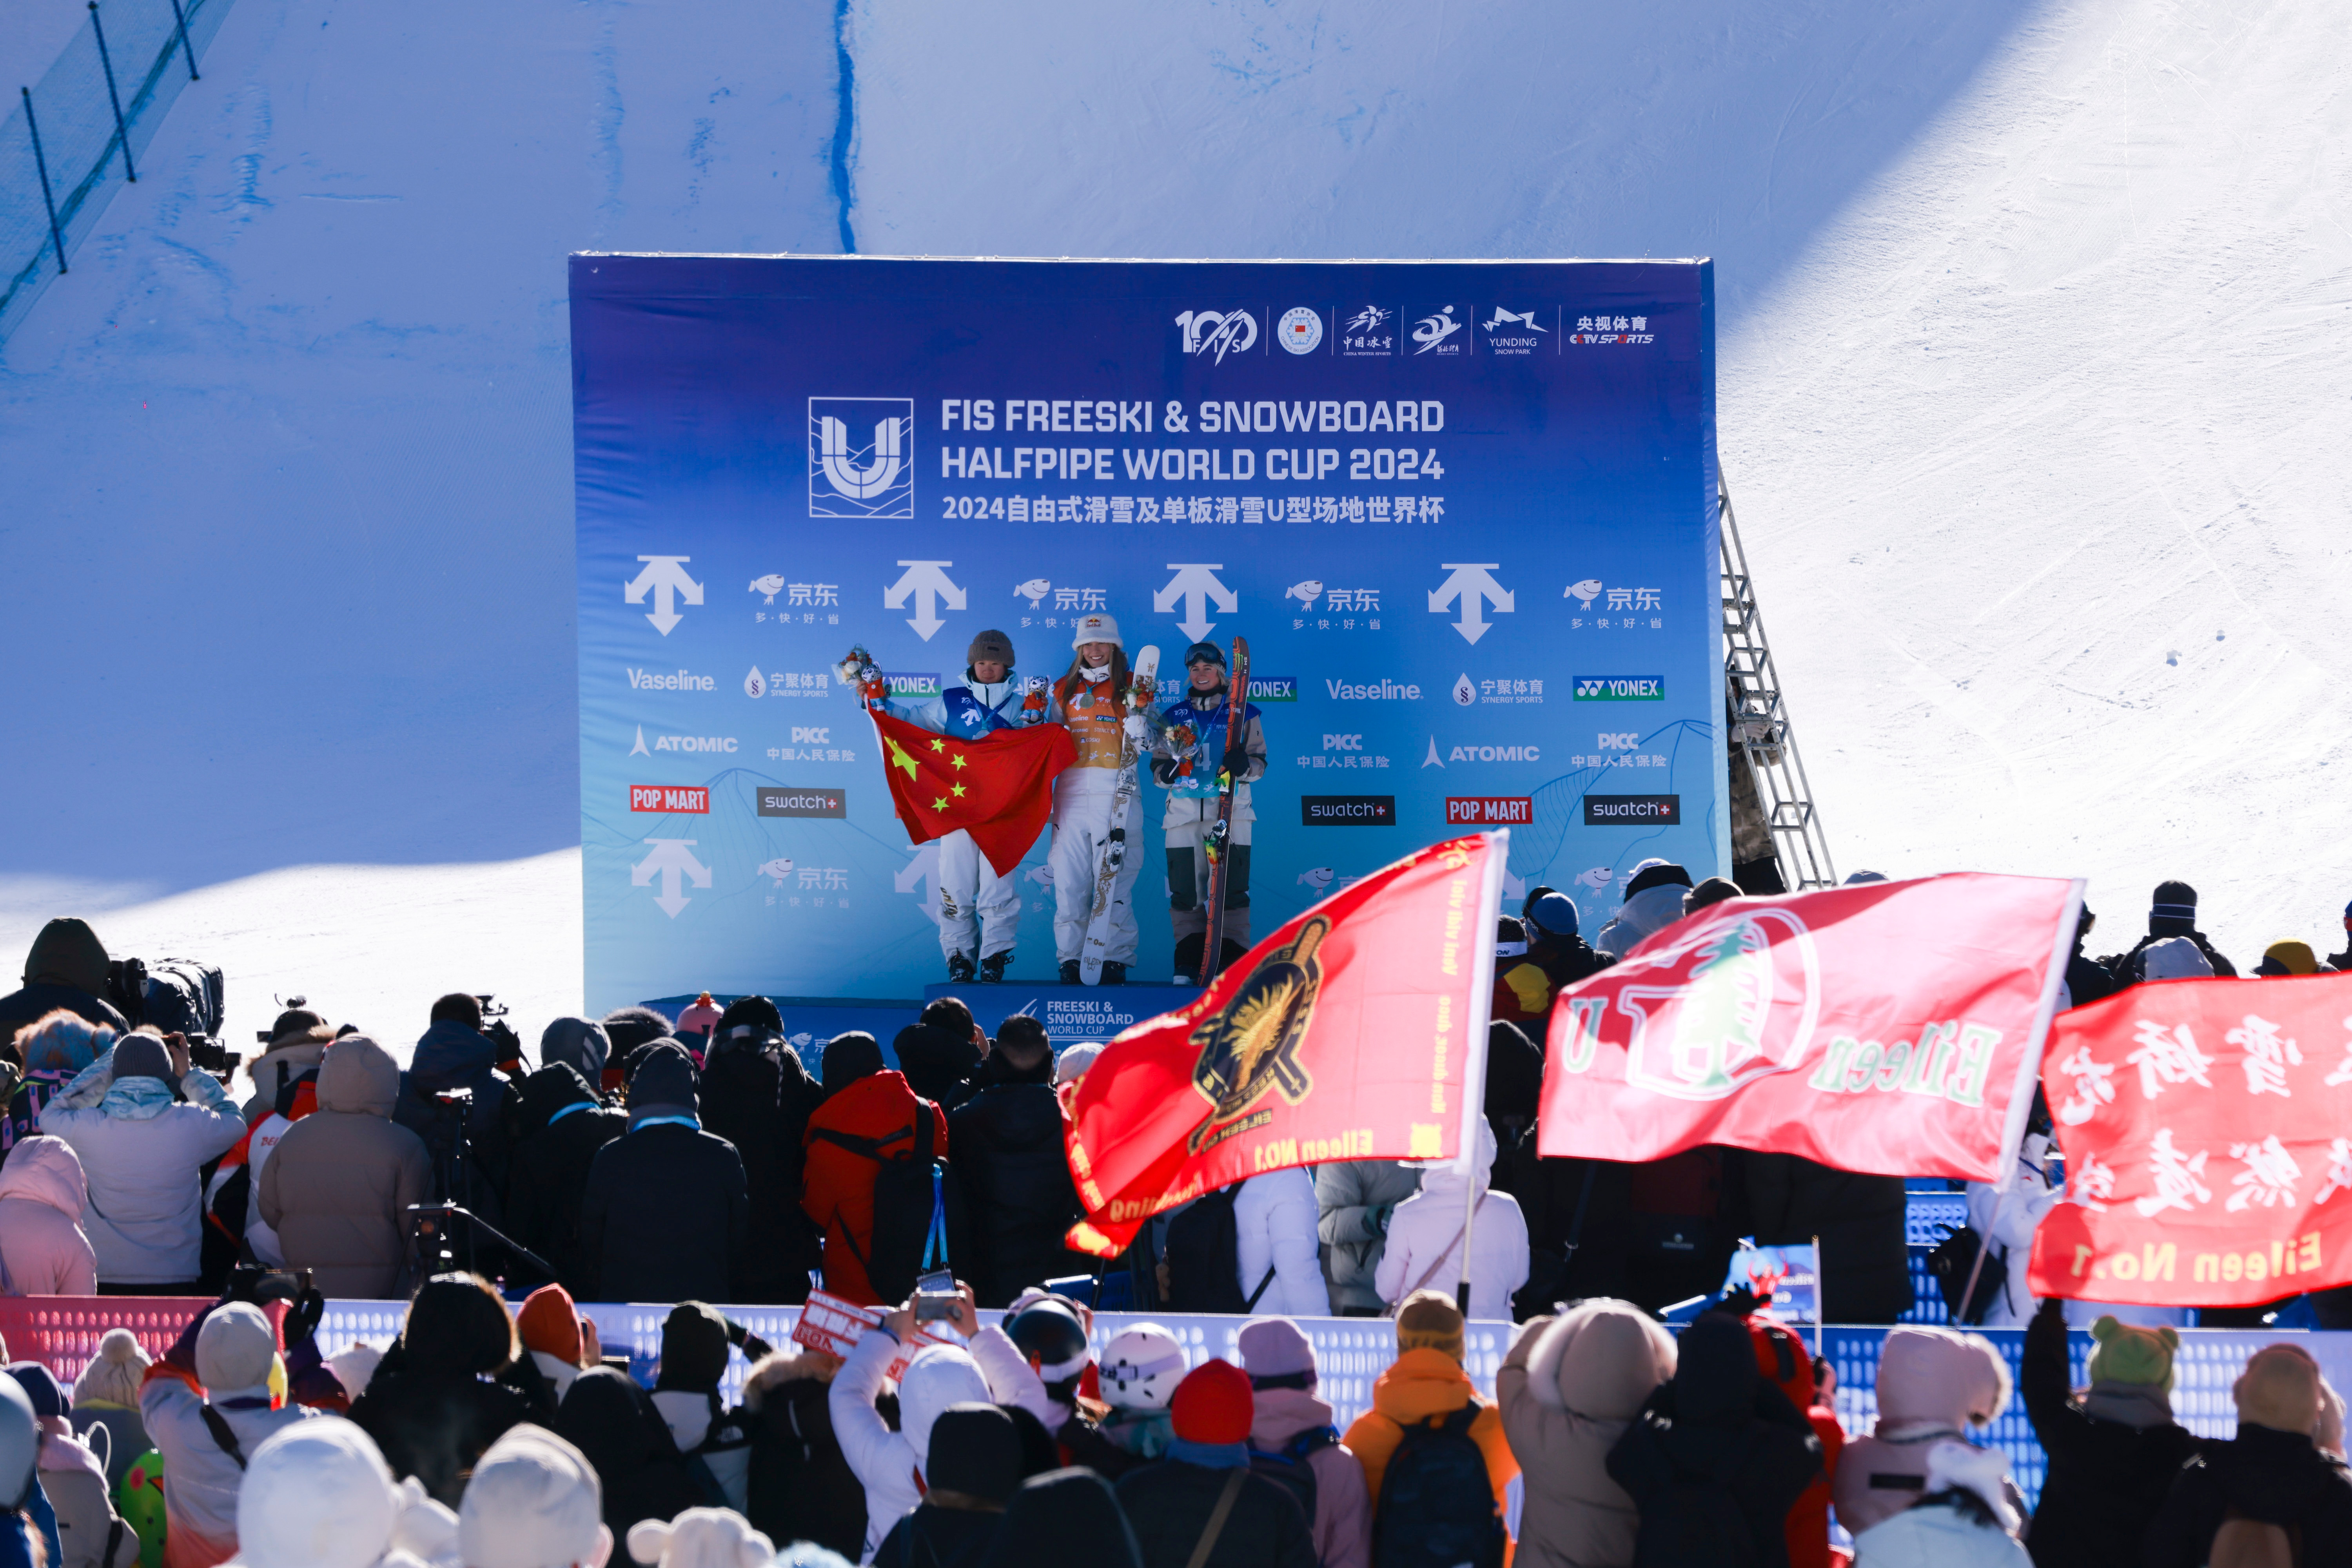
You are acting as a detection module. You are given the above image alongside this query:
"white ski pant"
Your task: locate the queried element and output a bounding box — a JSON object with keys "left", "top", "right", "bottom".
{"left": 935, "top": 828, "right": 1019, "bottom": 962}
{"left": 1050, "top": 779, "right": 1142, "bottom": 963}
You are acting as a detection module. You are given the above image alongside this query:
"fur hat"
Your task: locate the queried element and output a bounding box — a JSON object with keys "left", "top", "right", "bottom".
{"left": 966, "top": 629, "right": 1016, "bottom": 669}
{"left": 1397, "top": 1290, "right": 1467, "bottom": 1364}
{"left": 626, "top": 1507, "right": 774, "bottom": 1568}
{"left": 234, "top": 1417, "right": 401, "bottom": 1568}
{"left": 2235, "top": 1343, "right": 2322, "bottom": 1435}
{"left": 2088, "top": 1316, "right": 2177, "bottom": 1392}
{"left": 457, "top": 1425, "right": 610, "bottom": 1568}
{"left": 1169, "top": 1360, "right": 1254, "bottom": 1446}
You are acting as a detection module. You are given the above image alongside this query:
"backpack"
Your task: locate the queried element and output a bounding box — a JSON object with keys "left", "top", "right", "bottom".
{"left": 1249, "top": 1425, "right": 1334, "bottom": 1528}
{"left": 814, "top": 1103, "right": 942, "bottom": 1303}
{"left": 1926, "top": 1223, "right": 2006, "bottom": 1323}
{"left": 1372, "top": 1406, "right": 1502, "bottom": 1568}
{"left": 1163, "top": 1185, "right": 1274, "bottom": 1314}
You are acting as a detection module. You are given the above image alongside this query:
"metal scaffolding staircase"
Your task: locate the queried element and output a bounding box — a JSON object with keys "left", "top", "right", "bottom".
{"left": 1719, "top": 480, "right": 1837, "bottom": 892}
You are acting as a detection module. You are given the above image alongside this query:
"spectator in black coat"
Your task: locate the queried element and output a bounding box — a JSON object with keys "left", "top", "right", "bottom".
{"left": 874, "top": 1403, "right": 1022, "bottom": 1568}
{"left": 701, "top": 997, "right": 824, "bottom": 1303}
{"left": 2145, "top": 1342, "right": 2352, "bottom": 1568}
{"left": 980, "top": 1467, "right": 1145, "bottom": 1568}
{"left": 537, "top": 1017, "right": 612, "bottom": 1086}
{"left": 895, "top": 998, "right": 986, "bottom": 1108}
{"left": 552, "top": 1367, "right": 706, "bottom": 1548}
{"left": 2063, "top": 906, "right": 2116, "bottom": 1010}
{"left": 576, "top": 1043, "right": 749, "bottom": 1303}
{"left": 2020, "top": 1300, "right": 2201, "bottom": 1568}
{"left": 1523, "top": 889, "right": 1612, "bottom": 989}
{"left": 1116, "top": 1360, "right": 1315, "bottom": 1568}
{"left": 1606, "top": 1312, "right": 1823, "bottom": 1568}
{"left": 505, "top": 1063, "right": 626, "bottom": 1296}
{"left": 1744, "top": 1153, "right": 1912, "bottom": 1323}
{"left": 741, "top": 1348, "right": 866, "bottom": 1560}
{"left": 947, "top": 1017, "right": 1085, "bottom": 1306}
{"left": 2101, "top": 880, "right": 2238, "bottom": 984}
{"left": 598, "top": 1006, "right": 673, "bottom": 1062}
{"left": 393, "top": 993, "right": 519, "bottom": 1217}
{"left": 349, "top": 1272, "right": 551, "bottom": 1506}
{"left": 0, "top": 918, "right": 129, "bottom": 1049}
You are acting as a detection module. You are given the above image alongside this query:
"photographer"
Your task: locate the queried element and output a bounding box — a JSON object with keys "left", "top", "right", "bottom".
{"left": 0, "top": 918, "right": 129, "bottom": 1047}
{"left": 575, "top": 1043, "right": 748, "bottom": 1303}
{"left": 38, "top": 1029, "right": 245, "bottom": 1293}
{"left": 394, "top": 993, "right": 519, "bottom": 1225}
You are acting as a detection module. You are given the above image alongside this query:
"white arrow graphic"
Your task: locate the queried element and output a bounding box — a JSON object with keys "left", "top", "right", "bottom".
{"left": 632, "top": 838, "right": 712, "bottom": 918}
{"left": 1154, "top": 563, "right": 1239, "bottom": 642}
{"left": 895, "top": 841, "right": 942, "bottom": 926}
{"left": 625, "top": 556, "right": 705, "bottom": 636}
{"left": 1428, "top": 562, "right": 1514, "bottom": 645}
{"left": 884, "top": 560, "right": 966, "bottom": 641}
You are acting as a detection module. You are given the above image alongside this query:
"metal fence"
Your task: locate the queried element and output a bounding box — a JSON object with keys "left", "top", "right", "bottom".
{"left": 0, "top": 0, "right": 231, "bottom": 342}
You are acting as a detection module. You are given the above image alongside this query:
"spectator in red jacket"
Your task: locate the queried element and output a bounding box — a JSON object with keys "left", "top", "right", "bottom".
{"left": 801, "top": 1033, "right": 946, "bottom": 1306}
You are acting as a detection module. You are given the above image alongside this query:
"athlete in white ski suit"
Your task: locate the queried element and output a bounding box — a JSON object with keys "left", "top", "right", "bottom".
{"left": 1044, "top": 614, "right": 1158, "bottom": 976}
{"left": 876, "top": 628, "right": 1040, "bottom": 973}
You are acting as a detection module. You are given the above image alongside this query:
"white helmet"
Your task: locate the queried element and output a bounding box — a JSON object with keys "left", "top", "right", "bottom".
{"left": 1070, "top": 613, "right": 1122, "bottom": 650}
{"left": 1098, "top": 1323, "right": 1188, "bottom": 1410}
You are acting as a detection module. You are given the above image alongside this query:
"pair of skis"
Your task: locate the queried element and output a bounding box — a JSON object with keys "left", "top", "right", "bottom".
{"left": 1196, "top": 636, "right": 1250, "bottom": 985}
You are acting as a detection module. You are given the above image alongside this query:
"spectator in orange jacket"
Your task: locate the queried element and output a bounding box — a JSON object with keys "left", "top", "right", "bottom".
{"left": 1342, "top": 1291, "right": 1517, "bottom": 1528}
{"left": 800, "top": 1033, "right": 946, "bottom": 1306}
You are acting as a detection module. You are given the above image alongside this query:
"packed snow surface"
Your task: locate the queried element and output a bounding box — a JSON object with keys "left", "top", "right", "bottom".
{"left": 4, "top": 0, "right": 2346, "bottom": 1050}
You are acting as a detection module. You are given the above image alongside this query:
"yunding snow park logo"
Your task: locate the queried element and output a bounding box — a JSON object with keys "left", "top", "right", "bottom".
{"left": 809, "top": 398, "right": 914, "bottom": 519}
{"left": 1174, "top": 310, "right": 1259, "bottom": 364}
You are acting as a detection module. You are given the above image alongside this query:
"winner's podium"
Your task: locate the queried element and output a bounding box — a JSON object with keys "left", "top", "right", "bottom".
{"left": 923, "top": 979, "right": 1200, "bottom": 1046}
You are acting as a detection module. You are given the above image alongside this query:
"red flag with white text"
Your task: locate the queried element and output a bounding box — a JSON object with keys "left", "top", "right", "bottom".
{"left": 1538, "top": 873, "right": 2080, "bottom": 1180}
{"left": 2029, "top": 972, "right": 2352, "bottom": 1307}
{"left": 1062, "top": 832, "right": 1509, "bottom": 1257}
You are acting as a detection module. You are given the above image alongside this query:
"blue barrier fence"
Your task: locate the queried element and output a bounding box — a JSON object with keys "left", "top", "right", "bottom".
{"left": 1, "top": 0, "right": 231, "bottom": 341}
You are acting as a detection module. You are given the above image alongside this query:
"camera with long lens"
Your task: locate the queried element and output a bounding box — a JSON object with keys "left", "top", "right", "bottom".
{"left": 105, "top": 955, "right": 241, "bottom": 1075}
{"left": 475, "top": 995, "right": 523, "bottom": 1062}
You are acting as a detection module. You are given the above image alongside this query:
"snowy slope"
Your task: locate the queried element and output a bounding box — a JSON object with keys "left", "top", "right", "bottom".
{"left": 7, "top": 0, "right": 2347, "bottom": 1054}
{"left": 846, "top": 0, "right": 2352, "bottom": 964}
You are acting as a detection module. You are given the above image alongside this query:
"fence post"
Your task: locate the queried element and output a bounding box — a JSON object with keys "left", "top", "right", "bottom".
{"left": 21, "top": 87, "right": 69, "bottom": 275}
{"left": 167, "top": 0, "right": 201, "bottom": 81}
{"left": 87, "top": 1, "right": 136, "bottom": 183}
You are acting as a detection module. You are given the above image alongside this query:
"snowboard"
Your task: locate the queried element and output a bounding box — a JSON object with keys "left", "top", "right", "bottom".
{"left": 1196, "top": 635, "right": 1250, "bottom": 986}
{"left": 1080, "top": 644, "right": 1159, "bottom": 984}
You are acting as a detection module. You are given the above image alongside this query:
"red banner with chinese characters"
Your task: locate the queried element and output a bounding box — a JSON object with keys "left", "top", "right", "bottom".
{"left": 2029, "top": 972, "right": 2352, "bottom": 1306}
{"left": 868, "top": 708, "right": 1074, "bottom": 876}
{"left": 1537, "top": 874, "right": 2080, "bottom": 1180}
{"left": 1063, "top": 832, "right": 1508, "bottom": 1257}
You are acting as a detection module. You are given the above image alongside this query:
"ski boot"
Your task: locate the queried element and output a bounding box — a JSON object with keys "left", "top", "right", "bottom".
{"left": 1100, "top": 961, "right": 1127, "bottom": 986}
{"left": 979, "top": 950, "right": 1012, "bottom": 984}
{"left": 1059, "top": 959, "right": 1082, "bottom": 985}
{"left": 947, "top": 952, "right": 976, "bottom": 984}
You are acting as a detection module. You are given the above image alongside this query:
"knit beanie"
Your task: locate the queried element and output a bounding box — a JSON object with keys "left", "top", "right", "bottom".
{"left": 627, "top": 1042, "right": 698, "bottom": 1112}
{"left": 2236, "top": 1344, "right": 2323, "bottom": 1434}
{"left": 2, "top": 1364, "right": 64, "bottom": 1422}
{"left": 2260, "top": 941, "right": 2319, "bottom": 976}
{"left": 920, "top": 1404, "right": 1024, "bottom": 1505}
{"left": 1524, "top": 891, "right": 1579, "bottom": 940}
{"left": 2087, "top": 1316, "right": 2178, "bottom": 1392}
{"left": 627, "top": 1507, "right": 776, "bottom": 1568}
{"left": 1238, "top": 1318, "right": 1318, "bottom": 1388}
{"left": 516, "top": 1285, "right": 583, "bottom": 1368}
{"left": 111, "top": 1033, "right": 174, "bottom": 1084}
{"left": 1169, "top": 1360, "right": 1255, "bottom": 1446}
{"left": 458, "top": 1425, "right": 608, "bottom": 1568}
{"left": 1396, "top": 1290, "right": 1467, "bottom": 1364}
{"left": 1683, "top": 876, "right": 1742, "bottom": 915}
{"left": 1623, "top": 861, "right": 1693, "bottom": 899}
{"left": 2151, "top": 880, "right": 2200, "bottom": 937}
{"left": 71, "top": 1328, "right": 149, "bottom": 1408}
{"left": 197, "top": 1303, "right": 279, "bottom": 1396}
{"left": 821, "top": 1031, "right": 886, "bottom": 1095}
{"left": 657, "top": 1303, "right": 732, "bottom": 1393}
{"left": 967, "top": 629, "right": 1016, "bottom": 669}
{"left": 234, "top": 1417, "right": 401, "bottom": 1568}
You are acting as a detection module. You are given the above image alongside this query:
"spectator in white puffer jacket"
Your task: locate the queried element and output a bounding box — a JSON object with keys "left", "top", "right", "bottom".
{"left": 1376, "top": 1117, "right": 1529, "bottom": 1321}
{"left": 39, "top": 1032, "right": 246, "bottom": 1292}
{"left": 1234, "top": 1167, "right": 1328, "bottom": 1319}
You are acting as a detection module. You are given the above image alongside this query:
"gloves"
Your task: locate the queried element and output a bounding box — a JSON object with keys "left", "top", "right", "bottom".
{"left": 1370, "top": 1203, "right": 1394, "bottom": 1236}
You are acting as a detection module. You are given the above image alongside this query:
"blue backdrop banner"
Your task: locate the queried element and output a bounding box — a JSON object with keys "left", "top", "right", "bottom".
{"left": 572, "top": 256, "right": 1722, "bottom": 1011}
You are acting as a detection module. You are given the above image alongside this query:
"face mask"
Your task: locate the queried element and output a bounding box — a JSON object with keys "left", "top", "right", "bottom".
{"left": 1080, "top": 665, "right": 1111, "bottom": 683}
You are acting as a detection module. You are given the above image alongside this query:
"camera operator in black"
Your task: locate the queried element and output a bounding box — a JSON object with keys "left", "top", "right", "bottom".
{"left": 0, "top": 917, "right": 130, "bottom": 1048}
{"left": 395, "top": 993, "right": 520, "bottom": 1231}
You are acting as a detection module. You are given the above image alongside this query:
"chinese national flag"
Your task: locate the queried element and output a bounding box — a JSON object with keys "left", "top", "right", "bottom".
{"left": 1062, "top": 832, "right": 1509, "bottom": 1258}
{"left": 1538, "top": 874, "right": 2081, "bottom": 1181}
{"left": 2029, "top": 972, "right": 2352, "bottom": 1307}
{"left": 868, "top": 709, "right": 1074, "bottom": 876}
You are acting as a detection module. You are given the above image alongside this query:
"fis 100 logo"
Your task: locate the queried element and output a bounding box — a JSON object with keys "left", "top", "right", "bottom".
{"left": 1573, "top": 676, "right": 1664, "bottom": 701}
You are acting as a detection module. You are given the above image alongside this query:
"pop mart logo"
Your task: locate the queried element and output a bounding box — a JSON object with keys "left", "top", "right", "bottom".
{"left": 1573, "top": 676, "right": 1664, "bottom": 701}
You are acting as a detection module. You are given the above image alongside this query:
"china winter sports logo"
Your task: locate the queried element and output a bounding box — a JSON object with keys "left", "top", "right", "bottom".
{"left": 1186, "top": 917, "right": 1327, "bottom": 1151}
{"left": 809, "top": 397, "right": 915, "bottom": 518}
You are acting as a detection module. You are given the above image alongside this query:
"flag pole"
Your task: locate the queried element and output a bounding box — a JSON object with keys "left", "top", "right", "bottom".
{"left": 1453, "top": 829, "right": 1510, "bottom": 1316}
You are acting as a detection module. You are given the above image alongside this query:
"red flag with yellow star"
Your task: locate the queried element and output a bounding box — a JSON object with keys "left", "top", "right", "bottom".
{"left": 867, "top": 708, "right": 1076, "bottom": 876}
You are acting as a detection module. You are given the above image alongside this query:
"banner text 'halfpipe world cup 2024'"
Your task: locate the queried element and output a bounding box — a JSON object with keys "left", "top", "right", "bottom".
{"left": 572, "top": 257, "right": 1724, "bottom": 1012}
